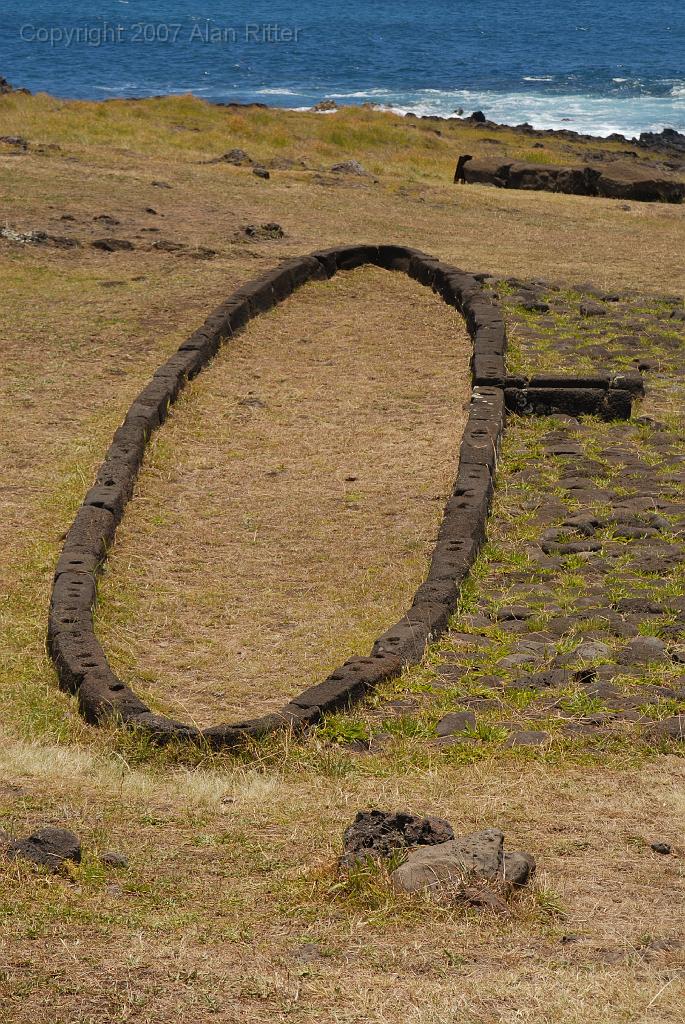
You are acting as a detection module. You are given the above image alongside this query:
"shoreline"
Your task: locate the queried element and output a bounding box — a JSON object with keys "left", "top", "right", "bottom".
{"left": 3, "top": 73, "right": 685, "bottom": 145}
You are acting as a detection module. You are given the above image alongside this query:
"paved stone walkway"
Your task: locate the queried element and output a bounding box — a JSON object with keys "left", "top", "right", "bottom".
{"left": 367, "top": 280, "right": 685, "bottom": 752}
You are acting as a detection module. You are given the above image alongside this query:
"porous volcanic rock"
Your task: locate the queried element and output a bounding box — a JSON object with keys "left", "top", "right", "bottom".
{"left": 6, "top": 827, "right": 81, "bottom": 870}
{"left": 340, "top": 809, "right": 454, "bottom": 869}
{"left": 457, "top": 155, "right": 684, "bottom": 203}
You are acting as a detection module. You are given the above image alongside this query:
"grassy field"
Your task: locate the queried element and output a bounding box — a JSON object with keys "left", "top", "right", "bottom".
{"left": 0, "top": 93, "right": 684, "bottom": 1023}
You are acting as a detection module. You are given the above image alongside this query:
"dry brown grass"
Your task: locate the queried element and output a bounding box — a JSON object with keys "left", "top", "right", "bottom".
{"left": 96, "top": 267, "right": 470, "bottom": 723}
{"left": 0, "top": 94, "right": 684, "bottom": 1023}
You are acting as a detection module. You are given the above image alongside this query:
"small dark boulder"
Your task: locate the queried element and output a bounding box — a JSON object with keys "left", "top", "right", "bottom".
{"left": 6, "top": 827, "right": 81, "bottom": 870}
{"left": 91, "top": 238, "right": 134, "bottom": 252}
{"left": 340, "top": 809, "right": 454, "bottom": 869}
{"left": 100, "top": 849, "right": 129, "bottom": 868}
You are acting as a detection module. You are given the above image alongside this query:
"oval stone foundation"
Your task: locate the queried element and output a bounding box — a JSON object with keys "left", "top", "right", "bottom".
{"left": 95, "top": 266, "right": 472, "bottom": 725}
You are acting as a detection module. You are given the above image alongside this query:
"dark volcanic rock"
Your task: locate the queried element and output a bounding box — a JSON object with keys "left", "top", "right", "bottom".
{"left": 91, "top": 238, "right": 134, "bottom": 252}
{"left": 243, "top": 222, "right": 285, "bottom": 240}
{"left": 617, "top": 637, "right": 669, "bottom": 665}
{"left": 458, "top": 154, "right": 684, "bottom": 204}
{"left": 340, "top": 809, "right": 454, "bottom": 869}
{"left": 331, "top": 159, "right": 372, "bottom": 176}
{"left": 435, "top": 711, "right": 477, "bottom": 736}
{"left": 6, "top": 827, "right": 81, "bottom": 870}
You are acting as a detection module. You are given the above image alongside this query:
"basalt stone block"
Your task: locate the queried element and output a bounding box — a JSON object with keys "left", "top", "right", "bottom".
{"left": 51, "top": 628, "right": 109, "bottom": 693}
{"left": 600, "top": 388, "right": 632, "bottom": 420}
{"left": 372, "top": 603, "right": 449, "bottom": 664}
{"left": 60, "top": 505, "right": 116, "bottom": 563}
{"left": 277, "top": 255, "right": 328, "bottom": 288}
{"left": 407, "top": 254, "right": 441, "bottom": 287}
{"left": 178, "top": 327, "right": 222, "bottom": 359}
{"left": 54, "top": 545, "right": 104, "bottom": 578}
{"left": 472, "top": 354, "right": 507, "bottom": 386}
{"left": 200, "top": 723, "right": 254, "bottom": 749}
{"left": 50, "top": 569, "right": 96, "bottom": 614}
{"left": 528, "top": 374, "right": 610, "bottom": 389}
{"left": 94, "top": 458, "right": 136, "bottom": 498}
{"left": 122, "top": 400, "right": 161, "bottom": 437}
{"left": 374, "top": 245, "right": 428, "bottom": 272}
{"left": 459, "top": 423, "right": 499, "bottom": 471}
{"left": 330, "top": 244, "right": 380, "bottom": 271}
{"left": 309, "top": 247, "right": 342, "bottom": 277}
{"left": 232, "top": 703, "right": 322, "bottom": 738}
{"left": 412, "top": 578, "right": 460, "bottom": 610}
{"left": 155, "top": 349, "right": 205, "bottom": 383}
{"left": 292, "top": 654, "right": 402, "bottom": 712}
{"left": 109, "top": 422, "right": 148, "bottom": 472}
{"left": 232, "top": 277, "right": 277, "bottom": 316}
{"left": 126, "top": 712, "right": 202, "bottom": 744}
{"left": 463, "top": 158, "right": 513, "bottom": 186}
{"left": 49, "top": 571, "right": 96, "bottom": 640}
{"left": 261, "top": 265, "right": 298, "bottom": 304}
{"left": 135, "top": 377, "right": 177, "bottom": 422}
{"left": 432, "top": 265, "right": 479, "bottom": 308}
{"left": 474, "top": 321, "right": 507, "bottom": 354}
{"left": 310, "top": 245, "right": 378, "bottom": 276}
{"left": 505, "top": 387, "right": 609, "bottom": 417}
{"left": 428, "top": 535, "right": 480, "bottom": 582}
{"left": 78, "top": 671, "right": 150, "bottom": 725}
{"left": 84, "top": 478, "right": 130, "bottom": 523}
{"left": 465, "top": 300, "right": 504, "bottom": 334}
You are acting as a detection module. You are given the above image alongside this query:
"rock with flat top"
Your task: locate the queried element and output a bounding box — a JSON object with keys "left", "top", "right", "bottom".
{"left": 6, "top": 827, "right": 81, "bottom": 870}
{"left": 391, "top": 828, "right": 504, "bottom": 892}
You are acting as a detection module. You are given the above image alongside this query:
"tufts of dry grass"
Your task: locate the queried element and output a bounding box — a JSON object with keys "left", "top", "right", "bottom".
{"left": 95, "top": 266, "right": 471, "bottom": 723}
{"left": 0, "top": 93, "right": 684, "bottom": 1023}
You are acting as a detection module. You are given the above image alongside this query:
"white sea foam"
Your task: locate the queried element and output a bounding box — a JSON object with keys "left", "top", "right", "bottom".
{"left": 351, "top": 86, "right": 685, "bottom": 137}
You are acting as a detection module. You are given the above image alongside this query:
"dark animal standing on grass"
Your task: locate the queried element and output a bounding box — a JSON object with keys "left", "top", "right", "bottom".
{"left": 454, "top": 154, "right": 473, "bottom": 183}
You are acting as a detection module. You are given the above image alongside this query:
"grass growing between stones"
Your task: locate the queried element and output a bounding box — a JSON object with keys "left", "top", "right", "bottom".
{"left": 1, "top": 93, "right": 685, "bottom": 1022}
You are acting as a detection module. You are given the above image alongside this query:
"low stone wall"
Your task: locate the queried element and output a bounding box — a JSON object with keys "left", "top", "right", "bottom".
{"left": 456, "top": 156, "right": 685, "bottom": 204}
{"left": 47, "top": 244, "right": 639, "bottom": 747}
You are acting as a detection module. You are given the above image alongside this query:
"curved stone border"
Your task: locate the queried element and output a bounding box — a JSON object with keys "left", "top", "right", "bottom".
{"left": 48, "top": 244, "right": 509, "bottom": 747}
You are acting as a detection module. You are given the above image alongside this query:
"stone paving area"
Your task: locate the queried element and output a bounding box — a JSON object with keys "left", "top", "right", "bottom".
{"left": 358, "top": 280, "right": 685, "bottom": 754}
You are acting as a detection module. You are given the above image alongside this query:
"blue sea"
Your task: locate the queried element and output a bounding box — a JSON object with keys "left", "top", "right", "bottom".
{"left": 2, "top": 1, "right": 684, "bottom": 138}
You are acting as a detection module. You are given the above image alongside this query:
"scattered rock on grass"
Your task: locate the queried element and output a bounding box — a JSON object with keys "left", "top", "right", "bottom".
{"left": 340, "top": 809, "right": 454, "bottom": 869}
{"left": 100, "top": 850, "right": 129, "bottom": 868}
{"left": 504, "top": 729, "right": 549, "bottom": 747}
{"left": 580, "top": 301, "right": 608, "bottom": 317}
{"left": 91, "top": 238, "right": 134, "bottom": 252}
{"left": 391, "top": 828, "right": 536, "bottom": 898}
{"left": 0, "top": 226, "right": 79, "bottom": 248}
{"left": 312, "top": 99, "right": 338, "bottom": 112}
{"left": 435, "top": 711, "right": 476, "bottom": 736}
{"left": 5, "top": 827, "right": 81, "bottom": 870}
{"left": 331, "top": 159, "right": 371, "bottom": 176}
{"left": 617, "top": 636, "right": 668, "bottom": 665}
{"left": 243, "top": 222, "right": 285, "bottom": 240}
{"left": 253, "top": 166, "right": 270, "bottom": 179}
{"left": 650, "top": 841, "right": 672, "bottom": 855}
{"left": 0, "top": 135, "right": 28, "bottom": 150}
{"left": 647, "top": 716, "right": 685, "bottom": 741}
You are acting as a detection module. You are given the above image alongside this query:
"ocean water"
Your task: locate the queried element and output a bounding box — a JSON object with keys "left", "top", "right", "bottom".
{"left": 2, "top": 0, "right": 684, "bottom": 137}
